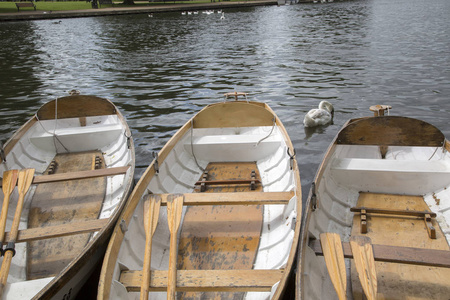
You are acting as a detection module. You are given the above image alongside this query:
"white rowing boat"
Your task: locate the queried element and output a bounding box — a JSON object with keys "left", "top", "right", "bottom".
{"left": 297, "top": 105, "right": 450, "bottom": 300}
{"left": 0, "top": 94, "right": 135, "bottom": 299}
{"left": 98, "top": 93, "right": 301, "bottom": 299}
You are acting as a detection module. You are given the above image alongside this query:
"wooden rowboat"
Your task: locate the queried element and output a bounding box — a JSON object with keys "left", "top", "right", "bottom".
{"left": 297, "top": 105, "right": 450, "bottom": 300}
{"left": 0, "top": 95, "right": 135, "bottom": 299}
{"left": 98, "top": 93, "right": 301, "bottom": 299}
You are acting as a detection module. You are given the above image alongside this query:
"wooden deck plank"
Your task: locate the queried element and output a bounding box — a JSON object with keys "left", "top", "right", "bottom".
{"left": 157, "top": 191, "right": 294, "bottom": 206}
{"left": 119, "top": 269, "right": 284, "bottom": 292}
{"left": 0, "top": 166, "right": 128, "bottom": 187}
{"left": 5, "top": 218, "right": 107, "bottom": 243}
{"left": 26, "top": 151, "right": 106, "bottom": 280}
{"left": 350, "top": 193, "right": 450, "bottom": 300}
{"left": 310, "top": 239, "right": 450, "bottom": 268}
{"left": 177, "top": 162, "right": 264, "bottom": 299}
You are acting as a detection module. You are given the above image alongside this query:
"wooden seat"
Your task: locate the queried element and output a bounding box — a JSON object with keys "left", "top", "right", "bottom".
{"left": 120, "top": 269, "right": 284, "bottom": 292}
{"left": 15, "top": 2, "right": 35, "bottom": 11}
{"left": 156, "top": 191, "right": 294, "bottom": 206}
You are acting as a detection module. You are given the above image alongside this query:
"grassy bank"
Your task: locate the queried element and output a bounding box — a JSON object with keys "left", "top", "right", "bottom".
{"left": 0, "top": 0, "right": 246, "bottom": 13}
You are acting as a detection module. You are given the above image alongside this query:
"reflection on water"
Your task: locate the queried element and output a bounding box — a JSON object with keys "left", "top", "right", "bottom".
{"left": 0, "top": 0, "right": 450, "bottom": 200}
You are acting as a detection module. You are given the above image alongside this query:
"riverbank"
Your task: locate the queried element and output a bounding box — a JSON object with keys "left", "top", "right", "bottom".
{"left": 0, "top": 0, "right": 279, "bottom": 22}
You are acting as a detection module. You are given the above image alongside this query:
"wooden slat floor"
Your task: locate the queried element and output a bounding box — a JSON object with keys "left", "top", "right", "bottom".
{"left": 26, "top": 151, "right": 106, "bottom": 280}
{"left": 350, "top": 192, "right": 450, "bottom": 299}
{"left": 177, "top": 162, "right": 263, "bottom": 299}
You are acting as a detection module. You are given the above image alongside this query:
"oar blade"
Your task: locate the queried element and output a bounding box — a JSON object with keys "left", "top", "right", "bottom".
{"left": 143, "top": 194, "right": 162, "bottom": 237}
{"left": 167, "top": 194, "right": 184, "bottom": 233}
{"left": 141, "top": 194, "right": 162, "bottom": 300}
{"left": 320, "top": 232, "right": 347, "bottom": 300}
{"left": 2, "top": 170, "right": 18, "bottom": 196}
{"left": 350, "top": 235, "right": 377, "bottom": 300}
{"left": 17, "top": 169, "right": 35, "bottom": 195}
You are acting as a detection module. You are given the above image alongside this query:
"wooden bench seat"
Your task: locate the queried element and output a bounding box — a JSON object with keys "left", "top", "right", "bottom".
{"left": 0, "top": 166, "right": 129, "bottom": 187}
{"left": 15, "top": 2, "right": 36, "bottom": 11}
{"left": 309, "top": 239, "right": 450, "bottom": 269}
{"left": 5, "top": 218, "right": 108, "bottom": 243}
{"left": 119, "top": 269, "right": 284, "bottom": 292}
{"left": 155, "top": 191, "right": 295, "bottom": 206}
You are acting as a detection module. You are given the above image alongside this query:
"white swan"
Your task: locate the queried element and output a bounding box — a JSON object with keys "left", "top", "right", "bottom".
{"left": 220, "top": 12, "right": 225, "bottom": 20}
{"left": 303, "top": 101, "right": 334, "bottom": 127}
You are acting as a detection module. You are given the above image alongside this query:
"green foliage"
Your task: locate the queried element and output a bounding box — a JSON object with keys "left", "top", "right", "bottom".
{"left": 0, "top": 0, "right": 249, "bottom": 13}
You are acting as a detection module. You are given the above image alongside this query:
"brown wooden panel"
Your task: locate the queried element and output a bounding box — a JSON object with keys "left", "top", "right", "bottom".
{"left": 120, "top": 269, "right": 284, "bottom": 292}
{"left": 177, "top": 162, "right": 264, "bottom": 299}
{"left": 193, "top": 102, "right": 274, "bottom": 128}
{"left": 350, "top": 193, "right": 450, "bottom": 299}
{"left": 36, "top": 95, "right": 116, "bottom": 120}
{"left": 310, "top": 239, "right": 450, "bottom": 268}
{"left": 336, "top": 116, "right": 445, "bottom": 147}
{"left": 5, "top": 218, "right": 107, "bottom": 243}
{"left": 26, "top": 151, "right": 106, "bottom": 280}
{"left": 158, "top": 191, "right": 294, "bottom": 206}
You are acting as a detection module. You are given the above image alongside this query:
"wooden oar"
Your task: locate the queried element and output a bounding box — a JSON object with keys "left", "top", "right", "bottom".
{"left": 166, "top": 194, "right": 184, "bottom": 300}
{"left": 0, "top": 170, "right": 18, "bottom": 256}
{"left": 320, "top": 232, "right": 347, "bottom": 300}
{"left": 140, "top": 194, "right": 161, "bottom": 300}
{"left": 0, "top": 168, "right": 35, "bottom": 298}
{"left": 350, "top": 235, "right": 377, "bottom": 300}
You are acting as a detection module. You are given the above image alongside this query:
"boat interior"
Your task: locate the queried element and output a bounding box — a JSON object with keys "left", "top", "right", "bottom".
{"left": 0, "top": 96, "right": 133, "bottom": 297}
{"left": 110, "top": 102, "right": 299, "bottom": 299}
{"left": 301, "top": 116, "right": 450, "bottom": 299}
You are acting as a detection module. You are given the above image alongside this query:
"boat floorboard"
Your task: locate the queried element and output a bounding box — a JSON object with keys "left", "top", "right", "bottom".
{"left": 177, "top": 162, "right": 263, "bottom": 299}
{"left": 350, "top": 192, "right": 450, "bottom": 299}
{"left": 26, "top": 151, "right": 106, "bottom": 280}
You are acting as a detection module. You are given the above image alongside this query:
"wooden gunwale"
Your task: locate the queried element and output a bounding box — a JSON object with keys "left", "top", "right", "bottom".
{"left": 14, "top": 95, "right": 135, "bottom": 300}
{"left": 98, "top": 100, "right": 301, "bottom": 300}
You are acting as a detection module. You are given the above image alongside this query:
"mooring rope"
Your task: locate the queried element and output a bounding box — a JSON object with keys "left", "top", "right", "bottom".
{"left": 190, "top": 118, "right": 205, "bottom": 172}
{"left": 255, "top": 117, "right": 276, "bottom": 147}
{"left": 35, "top": 97, "right": 69, "bottom": 153}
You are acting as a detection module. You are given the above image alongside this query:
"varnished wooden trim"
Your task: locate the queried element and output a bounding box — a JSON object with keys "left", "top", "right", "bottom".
{"left": 157, "top": 191, "right": 295, "bottom": 206}
{"left": 350, "top": 207, "right": 437, "bottom": 218}
{"left": 1, "top": 166, "right": 130, "bottom": 187}
{"left": 336, "top": 116, "right": 445, "bottom": 147}
{"left": 309, "top": 239, "right": 450, "bottom": 268}
{"left": 193, "top": 101, "right": 275, "bottom": 128}
{"left": 33, "top": 166, "right": 130, "bottom": 184}
{"left": 4, "top": 218, "right": 108, "bottom": 243}
{"left": 120, "top": 269, "right": 284, "bottom": 292}
{"left": 36, "top": 95, "right": 116, "bottom": 120}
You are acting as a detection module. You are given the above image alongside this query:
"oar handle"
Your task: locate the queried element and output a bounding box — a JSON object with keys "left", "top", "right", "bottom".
{"left": 0, "top": 170, "right": 19, "bottom": 256}
{"left": 0, "top": 169, "right": 35, "bottom": 297}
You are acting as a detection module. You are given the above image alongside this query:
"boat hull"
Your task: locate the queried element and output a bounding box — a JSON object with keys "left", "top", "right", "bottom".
{"left": 297, "top": 116, "right": 450, "bottom": 300}
{"left": 0, "top": 95, "right": 135, "bottom": 299}
{"left": 98, "top": 100, "right": 301, "bottom": 299}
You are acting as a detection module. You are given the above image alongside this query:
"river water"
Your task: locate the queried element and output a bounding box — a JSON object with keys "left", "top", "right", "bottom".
{"left": 1, "top": 0, "right": 449, "bottom": 202}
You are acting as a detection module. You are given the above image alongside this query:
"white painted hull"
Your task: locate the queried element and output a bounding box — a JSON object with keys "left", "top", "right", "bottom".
{"left": 98, "top": 100, "right": 302, "bottom": 299}
{"left": 297, "top": 116, "right": 450, "bottom": 299}
{"left": 0, "top": 95, "right": 135, "bottom": 299}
